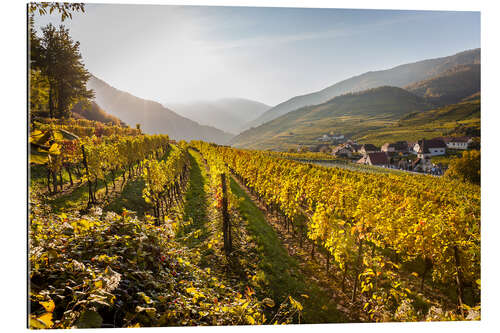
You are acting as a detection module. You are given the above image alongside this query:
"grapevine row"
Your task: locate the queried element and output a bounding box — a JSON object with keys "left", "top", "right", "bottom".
{"left": 142, "top": 142, "right": 190, "bottom": 224}
{"left": 193, "top": 142, "right": 480, "bottom": 319}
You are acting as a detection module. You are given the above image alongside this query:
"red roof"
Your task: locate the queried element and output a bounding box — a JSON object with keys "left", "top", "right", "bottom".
{"left": 367, "top": 152, "right": 389, "bottom": 165}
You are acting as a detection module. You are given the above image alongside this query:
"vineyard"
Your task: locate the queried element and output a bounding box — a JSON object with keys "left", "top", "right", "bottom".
{"left": 29, "top": 122, "right": 480, "bottom": 328}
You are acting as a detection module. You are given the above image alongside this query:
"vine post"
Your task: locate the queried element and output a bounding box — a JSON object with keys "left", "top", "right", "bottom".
{"left": 221, "top": 173, "right": 232, "bottom": 257}
{"left": 81, "top": 144, "right": 94, "bottom": 208}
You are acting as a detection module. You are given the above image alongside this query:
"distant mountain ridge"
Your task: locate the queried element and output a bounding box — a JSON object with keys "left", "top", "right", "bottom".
{"left": 87, "top": 75, "right": 233, "bottom": 144}
{"left": 166, "top": 98, "right": 271, "bottom": 134}
{"left": 247, "top": 48, "right": 480, "bottom": 128}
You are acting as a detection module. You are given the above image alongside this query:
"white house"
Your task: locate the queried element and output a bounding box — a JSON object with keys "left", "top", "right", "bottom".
{"left": 434, "top": 137, "right": 472, "bottom": 150}
{"left": 414, "top": 139, "right": 447, "bottom": 157}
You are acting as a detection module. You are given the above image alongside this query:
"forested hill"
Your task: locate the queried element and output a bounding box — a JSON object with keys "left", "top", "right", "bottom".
{"left": 246, "top": 48, "right": 480, "bottom": 128}
{"left": 87, "top": 75, "right": 234, "bottom": 144}
{"left": 230, "top": 86, "right": 433, "bottom": 150}
{"left": 404, "top": 64, "right": 480, "bottom": 106}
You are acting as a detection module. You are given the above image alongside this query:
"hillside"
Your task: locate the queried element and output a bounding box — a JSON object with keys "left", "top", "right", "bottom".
{"left": 353, "top": 97, "right": 480, "bottom": 145}
{"left": 71, "top": 101, "right": 126, "bottom": 126}
{"left": 405, "top": 64, "right": 480, "bottom": 106}
{"left": 247, "top": 48, "right": 480, "bottom": 128}
{"left": 166, "top": 98, "right": 271, "bottom": 134}
{"left": 231, "top": 86, "right": 433, "bottom": 150}
{"left": 87, "top": 75, "right": 233, "bottom": 144}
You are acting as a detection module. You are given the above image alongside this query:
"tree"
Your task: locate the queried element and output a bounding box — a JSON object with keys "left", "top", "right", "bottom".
{"left": 36, "top": 24, "right": 94, "bottom": 118}
{"left": 445, "top": 150, "right": 480, "bottom": 185}
{"left": 29, "top": 3, "right": 90, "bottom": 119}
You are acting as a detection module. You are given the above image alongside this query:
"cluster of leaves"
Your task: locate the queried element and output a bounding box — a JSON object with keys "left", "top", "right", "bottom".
{"left": 28, "top": 2, "right": 86, "bottom": 22}
{"left": 29, "top": 199, "right": 273, "bottom": 328}
{"left": 445, "top": 150, "right": 480, "bottom": 185}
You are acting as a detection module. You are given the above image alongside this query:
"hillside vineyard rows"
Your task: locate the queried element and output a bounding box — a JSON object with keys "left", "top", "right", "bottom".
{"left": 29, "top": 123, "right": 480, "bottom": 328}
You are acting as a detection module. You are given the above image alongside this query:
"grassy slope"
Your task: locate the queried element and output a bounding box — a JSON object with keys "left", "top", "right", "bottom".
{"left": 229, "top": 177, "right": 346, "bottom": 324}
{"left": 356, "top": 98, "right": 480, "bottom": 146}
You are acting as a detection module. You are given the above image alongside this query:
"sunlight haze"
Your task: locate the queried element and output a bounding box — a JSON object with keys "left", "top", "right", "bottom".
{"left": 33, "top": 5, "right": 480, "bottom": 106}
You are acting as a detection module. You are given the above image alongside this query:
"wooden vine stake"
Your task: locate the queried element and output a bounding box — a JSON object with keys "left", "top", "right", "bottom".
{"left": 221, "top": 173, "right": 232, "bottom": 257}
{"left": 81, "top": 144, "right": 94, "bottom": 208}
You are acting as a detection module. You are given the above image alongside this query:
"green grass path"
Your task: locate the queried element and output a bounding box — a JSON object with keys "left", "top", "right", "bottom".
{"left": 229, "top": 177, "right": 347, "bottom": 324}
{"left": 177, "top": 149, "right": 210, "bottom": 247}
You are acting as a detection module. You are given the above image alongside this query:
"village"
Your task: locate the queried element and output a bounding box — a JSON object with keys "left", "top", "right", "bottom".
{"left": 295, "top": 133, "right": 479, "bottom": 175}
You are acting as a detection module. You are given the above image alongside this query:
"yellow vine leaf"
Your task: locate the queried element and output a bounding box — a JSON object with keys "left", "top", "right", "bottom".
{"left": 39, "top": 299, "right": 55, "bottom": 312}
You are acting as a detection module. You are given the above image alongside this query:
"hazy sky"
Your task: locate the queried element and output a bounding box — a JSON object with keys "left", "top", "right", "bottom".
{"left": 33, "top": 5, "right": 480, "bottom": 106}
